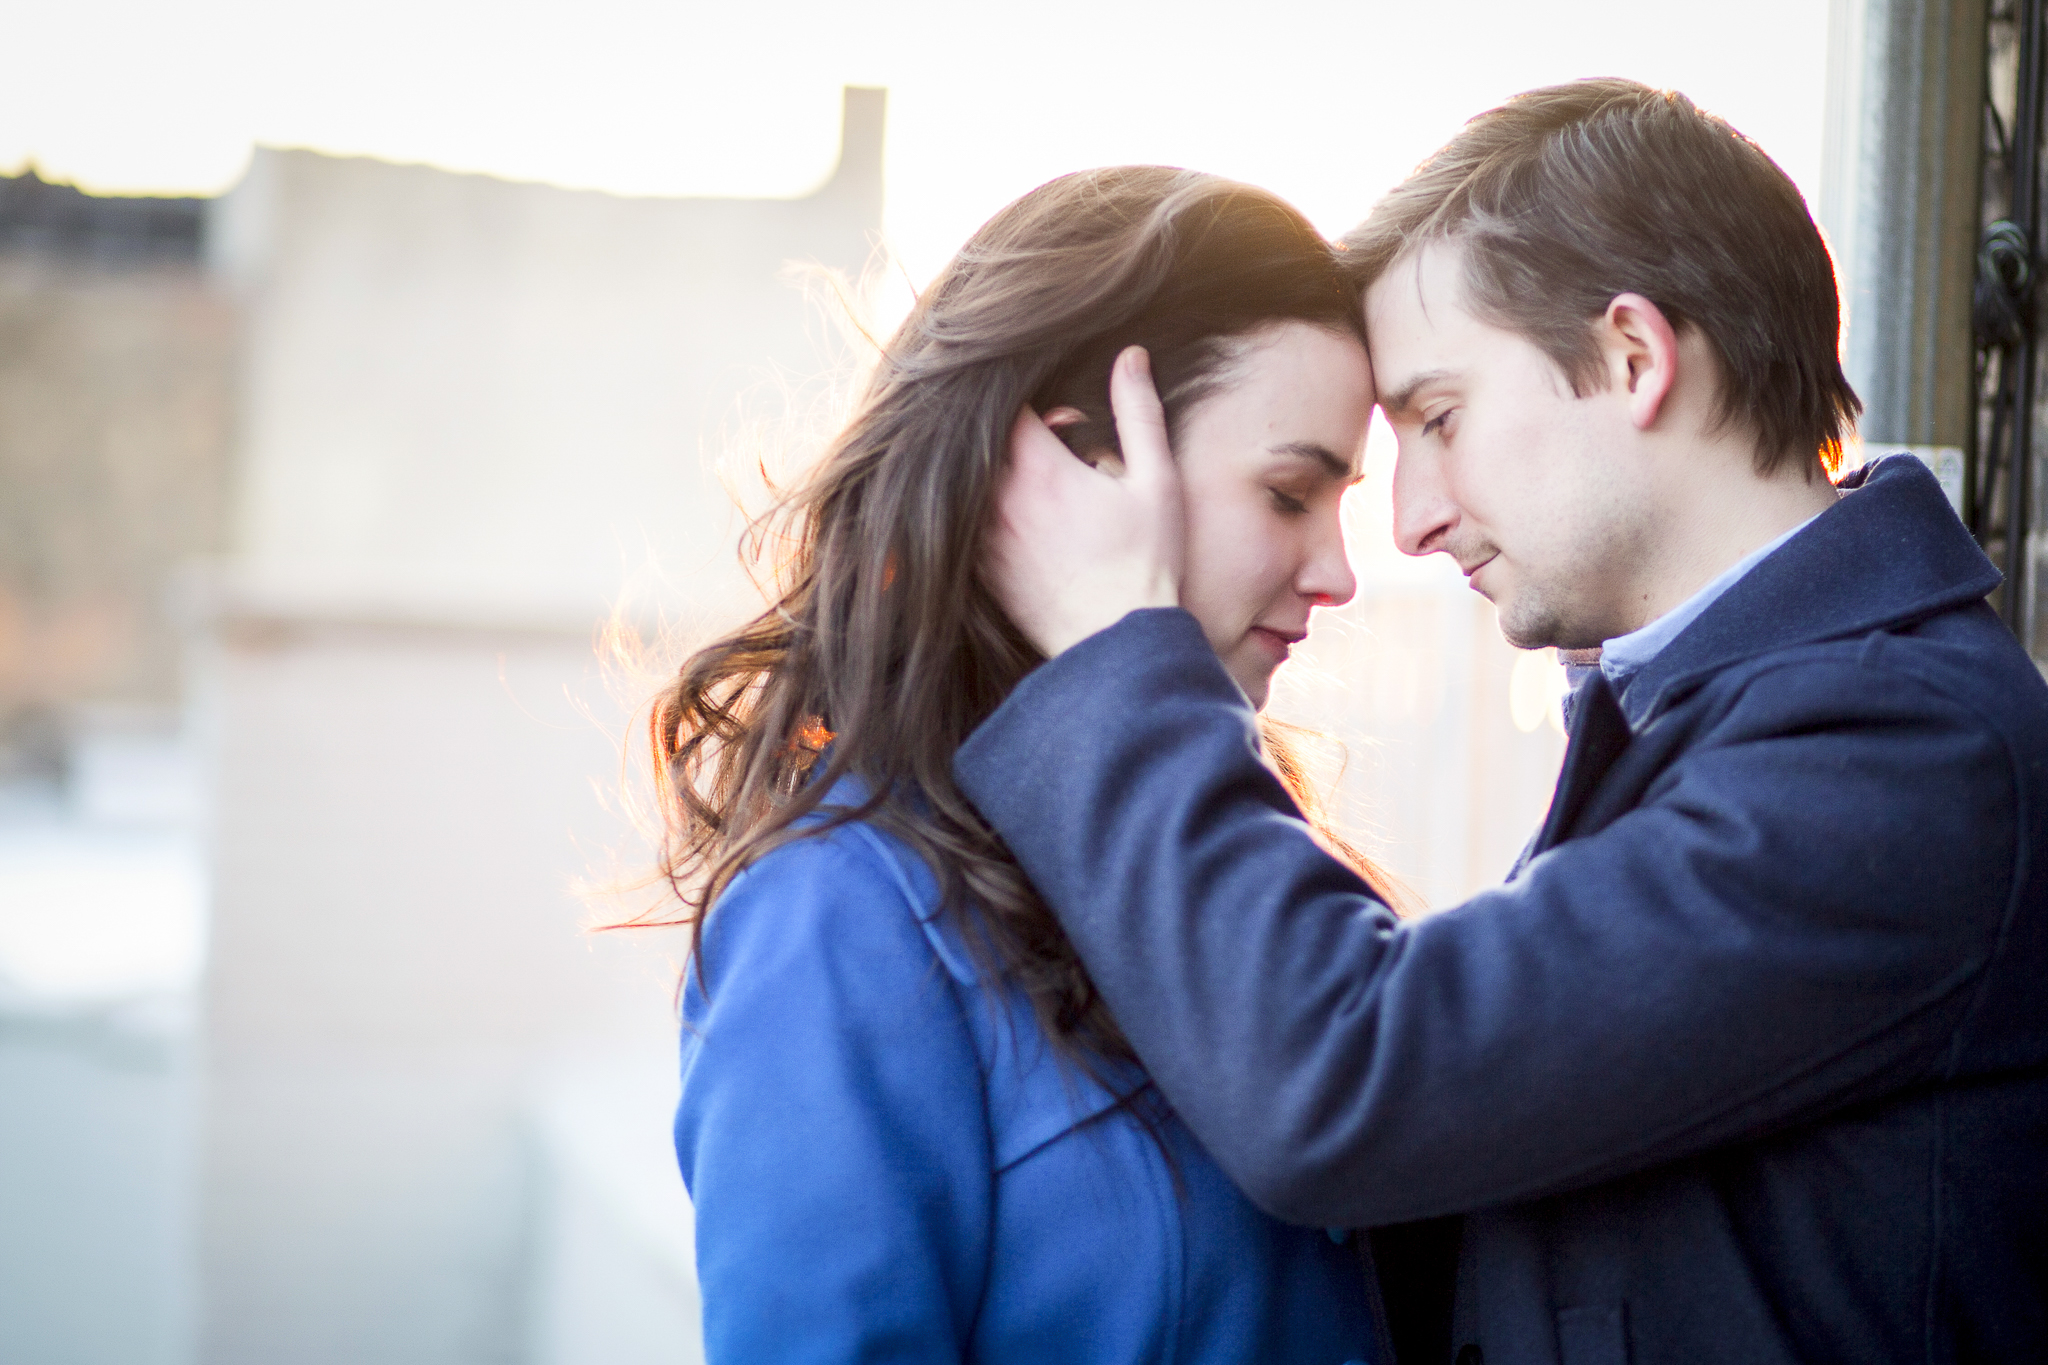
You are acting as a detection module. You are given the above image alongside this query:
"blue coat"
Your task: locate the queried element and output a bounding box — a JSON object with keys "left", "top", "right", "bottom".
{"left": 672, "top": 793, "right": 1379, "bottom": 1362}
{"left": 954, "top": 456, "right": 2048, "bottom": 1364}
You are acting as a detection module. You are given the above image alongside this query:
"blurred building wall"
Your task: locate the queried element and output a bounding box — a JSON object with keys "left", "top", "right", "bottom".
{"left": 194, "top": 88, "right": 884, "bottom": 1365}
{"left": 0, "top": 173, "right": 234, "bottom": 777}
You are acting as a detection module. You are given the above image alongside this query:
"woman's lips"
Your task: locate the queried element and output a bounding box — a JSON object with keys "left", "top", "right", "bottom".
{"left": 1248, "top": 626, "right": 1304, "bottom": 666}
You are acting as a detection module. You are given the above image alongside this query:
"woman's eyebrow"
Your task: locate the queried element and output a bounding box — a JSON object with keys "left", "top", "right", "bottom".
{"left": 1269, "top": 440, "right": 1359, "bottom": 481}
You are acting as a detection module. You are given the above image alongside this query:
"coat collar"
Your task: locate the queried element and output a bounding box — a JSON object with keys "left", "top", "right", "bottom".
{"left": 1617, "top": 454, "right": 2002, "bottom": 727}
{"left": 1528, "top": 670, "right": 1631, "bottom": 861}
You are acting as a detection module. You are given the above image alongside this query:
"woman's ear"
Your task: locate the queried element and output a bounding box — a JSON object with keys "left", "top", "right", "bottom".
{"left": 1039, "top": 406, "right": 1124, "bottom": 471}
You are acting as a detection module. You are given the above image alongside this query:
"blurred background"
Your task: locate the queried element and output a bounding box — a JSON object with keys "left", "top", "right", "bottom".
{"left": 5, "top": 0, "right": 2040, "bottom": 1361}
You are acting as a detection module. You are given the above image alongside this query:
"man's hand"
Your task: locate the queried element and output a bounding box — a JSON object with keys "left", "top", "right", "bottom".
{"left": 985, "top": 346, "right": 1185, "bottom": 657}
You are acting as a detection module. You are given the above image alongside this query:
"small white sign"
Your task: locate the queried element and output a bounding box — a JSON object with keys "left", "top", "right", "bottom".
{"left": 1848, "top": 444, "right": 1965, "bottom": 516}
{"left": 1898, "top": 445, "right": 1966, "bottom": 516}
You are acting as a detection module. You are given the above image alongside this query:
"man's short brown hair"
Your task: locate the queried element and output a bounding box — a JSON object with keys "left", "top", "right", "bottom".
{"left": 1344, "top": 79, "right": 1861, "bottom": 476}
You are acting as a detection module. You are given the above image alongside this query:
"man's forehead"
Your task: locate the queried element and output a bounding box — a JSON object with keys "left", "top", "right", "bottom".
{"left": 1366, "top": 247, "right": 1465, "bottom": 393}
{"left": 1365, "top": 240, "right": 1520, "bottom": 410}
{"left": 1366, "top": 239, "right": 1473, "bottom": 325}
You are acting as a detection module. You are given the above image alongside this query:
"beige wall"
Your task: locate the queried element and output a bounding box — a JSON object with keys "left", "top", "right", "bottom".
{"left": 195, "top": 616, "right": 680, "bottom": 1364}
{"left": 196, "top": 89, "right": 883, "bottom": 1365}
{"left": 210, "top": 89, "right": 883, "bottom": 621}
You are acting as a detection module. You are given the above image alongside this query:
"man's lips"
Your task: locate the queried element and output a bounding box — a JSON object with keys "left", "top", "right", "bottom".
{"left": 1462, "top": 553, "right": 1499, "bottom": 593}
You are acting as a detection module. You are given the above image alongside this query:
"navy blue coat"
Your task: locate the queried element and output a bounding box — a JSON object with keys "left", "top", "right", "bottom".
{"left": 955, "top": 456, "right": 2048, "bottom": 1365}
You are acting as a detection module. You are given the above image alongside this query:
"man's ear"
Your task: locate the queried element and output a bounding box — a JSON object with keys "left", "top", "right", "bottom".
{"left": 1599, "top": 293, "right": 1679, "bottom": 432}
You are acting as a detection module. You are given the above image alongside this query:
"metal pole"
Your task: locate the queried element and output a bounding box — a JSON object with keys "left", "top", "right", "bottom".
{"left": 1825, "top": 0, "right": 1989, "bottom": 508}
{"left": 2011, "top": 0, "right": 2044, "bottom": 632}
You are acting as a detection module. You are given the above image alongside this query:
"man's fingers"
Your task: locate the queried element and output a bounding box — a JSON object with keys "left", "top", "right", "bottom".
{"left": 1107, "top": 346, "right": 1173, "bottom": 487}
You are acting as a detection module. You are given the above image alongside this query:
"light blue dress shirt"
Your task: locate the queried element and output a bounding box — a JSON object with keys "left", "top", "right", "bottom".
{"left": 1599, "top": 512, "right": 1825, "bottom": 692}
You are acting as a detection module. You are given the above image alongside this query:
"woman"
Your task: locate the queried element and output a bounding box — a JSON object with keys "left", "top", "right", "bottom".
{"left": 653, "top": 167, "right": 1388, "bottom": 1361}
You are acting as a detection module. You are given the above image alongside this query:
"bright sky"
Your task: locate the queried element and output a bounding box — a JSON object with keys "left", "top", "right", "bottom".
{"left": 7, "top": 0, "right": 1831, "bottom": 290}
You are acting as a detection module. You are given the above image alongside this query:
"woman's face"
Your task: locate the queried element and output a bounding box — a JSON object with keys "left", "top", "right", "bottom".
{"left": 1175, "top": 321, "right": 1372, "bottom": 708}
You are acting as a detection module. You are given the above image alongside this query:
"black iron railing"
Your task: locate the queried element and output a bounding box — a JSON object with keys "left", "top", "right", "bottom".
{"left": 1974, "top": 0, "right": 2046, "bottom": 641}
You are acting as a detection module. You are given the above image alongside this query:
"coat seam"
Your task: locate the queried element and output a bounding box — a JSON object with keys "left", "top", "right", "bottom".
{"left": 1921, "top": 1088, "right": 1947, "bottom": 1365}
{"left": 1847, "top": 635, "right": 2033, "bottom": 1080}
{"left": 844, "top": 820, "right": 1144, "bottom": 1175}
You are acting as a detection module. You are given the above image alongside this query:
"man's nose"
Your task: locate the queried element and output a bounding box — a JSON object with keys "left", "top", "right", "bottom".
{"left": 1391, "top": 441, "right": 1457, "bottom": 558}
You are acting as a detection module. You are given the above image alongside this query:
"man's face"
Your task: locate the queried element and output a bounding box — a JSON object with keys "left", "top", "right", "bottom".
{"left": 1365, "top": 242, "right": 1651, "bottom": 650}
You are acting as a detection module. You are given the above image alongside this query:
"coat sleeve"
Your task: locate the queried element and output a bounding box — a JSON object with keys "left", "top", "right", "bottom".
{"left": 674, "top": 830, "right": 991, "bottom": 1362}
{"left": 954, "top": 608, "right": 2019, "bottom": 1228}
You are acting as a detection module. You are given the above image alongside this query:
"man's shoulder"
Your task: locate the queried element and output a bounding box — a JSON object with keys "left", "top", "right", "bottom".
{"left": 1676, "top": 599, "right": 2048, "bottom": 749}
{"left": 1615, "top": 602, "right": 2047, "bottom": 866}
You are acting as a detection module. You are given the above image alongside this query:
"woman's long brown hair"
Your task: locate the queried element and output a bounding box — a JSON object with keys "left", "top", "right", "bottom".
{"left": 646, "top": 166, "right": 1393, "bottom": 1069}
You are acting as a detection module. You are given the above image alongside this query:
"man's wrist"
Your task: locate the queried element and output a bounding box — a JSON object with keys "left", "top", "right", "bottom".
{"left": 1042, "top": 580, "right": 1179, "bottom": 657}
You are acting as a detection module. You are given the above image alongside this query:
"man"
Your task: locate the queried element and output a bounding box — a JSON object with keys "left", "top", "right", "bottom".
{"left": 958, "top": 80, "right": 2048, "bottom": 1363}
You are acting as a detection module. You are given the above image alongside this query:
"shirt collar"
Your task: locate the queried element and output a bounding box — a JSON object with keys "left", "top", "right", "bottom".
{"left": 1599, "top": 511, "right": 1825, "bottom": 692}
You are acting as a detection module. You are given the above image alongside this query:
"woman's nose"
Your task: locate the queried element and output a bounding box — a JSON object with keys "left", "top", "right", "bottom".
{"left": 1300, "top": 521, "right": 1358, "bottom": 610}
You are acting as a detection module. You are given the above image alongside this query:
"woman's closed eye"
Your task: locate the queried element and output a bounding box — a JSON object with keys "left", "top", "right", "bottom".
{"left": 1421, "top": 408, "right": 1455, "bottom": 440}
{"left": 1268, "top": 487, "right": 1310, "bottom": 515}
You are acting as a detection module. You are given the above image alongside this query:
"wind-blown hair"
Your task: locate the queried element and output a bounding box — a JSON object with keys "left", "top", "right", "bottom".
{"left": 647, "top": 166, "right": 1385, "bottom": 1067}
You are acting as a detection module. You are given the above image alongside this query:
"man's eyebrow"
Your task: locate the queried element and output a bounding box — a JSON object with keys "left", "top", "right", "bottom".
{"left": 1378, "top": 368, "right": 1456, "bottom": 416}
{"left": 1270, "top": 441, "right": 1360, "bottom": 481}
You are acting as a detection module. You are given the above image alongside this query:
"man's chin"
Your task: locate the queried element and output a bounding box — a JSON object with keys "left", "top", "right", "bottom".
{"left": 1494, "top": 597, "right": 1569, "bottom": 653}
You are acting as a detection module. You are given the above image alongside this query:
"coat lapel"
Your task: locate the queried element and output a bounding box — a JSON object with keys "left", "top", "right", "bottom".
{"left": 1513, "top": 458, "right": 1995, "bottom": 879}
{"left": 1524, "top": 672, "right": 1632, "bottom": 866}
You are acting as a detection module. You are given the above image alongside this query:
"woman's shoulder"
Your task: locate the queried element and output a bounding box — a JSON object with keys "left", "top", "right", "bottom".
{"left": 696, "top": 784, "right": 977, "bottom": 996}
{"left": 688, "top": 782, "right": 1165, "bottom": 1192}
{"left": 723, "top": 808, "right": 929, "bottom": 914}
